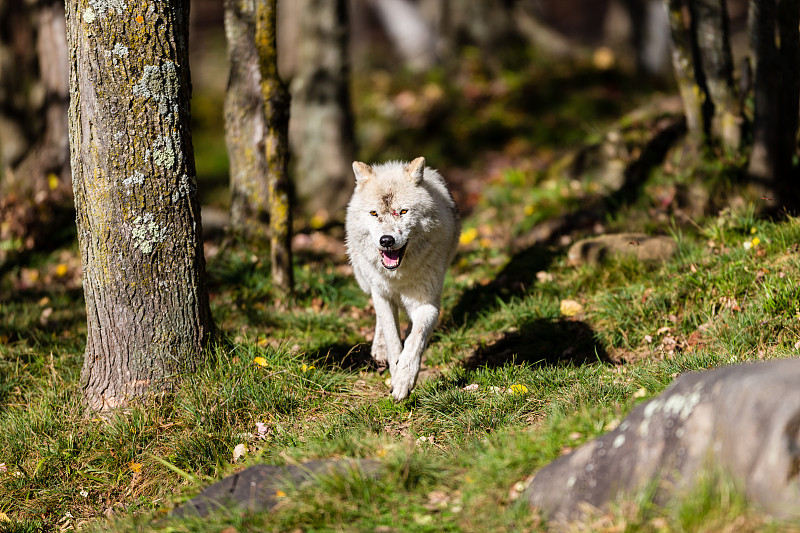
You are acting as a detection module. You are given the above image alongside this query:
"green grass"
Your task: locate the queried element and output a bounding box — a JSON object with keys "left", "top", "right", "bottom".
{"left": 5, "top": 47, "right": 800, "bottom": 532}
{"left": 3, "top": 208, "right": 800, "bottom": 531}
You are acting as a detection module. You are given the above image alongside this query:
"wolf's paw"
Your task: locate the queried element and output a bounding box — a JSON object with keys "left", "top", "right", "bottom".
{"left": 390, "top": 368, "right": 417, "bottom": 402}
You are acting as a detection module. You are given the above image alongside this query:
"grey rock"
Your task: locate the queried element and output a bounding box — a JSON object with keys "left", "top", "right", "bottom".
{"left": 170, "top": 458, "right": 382, "bottom": 518}
{"left": 527, "top": 358, "right": 800, "bottom": 522}
{"left": 567, "top": 233, "right": 677, "bottom": 266}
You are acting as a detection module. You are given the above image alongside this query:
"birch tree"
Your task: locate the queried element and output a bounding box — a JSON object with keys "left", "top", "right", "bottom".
{"left": 66, "top": 0, "right": 213, "bottom": 411}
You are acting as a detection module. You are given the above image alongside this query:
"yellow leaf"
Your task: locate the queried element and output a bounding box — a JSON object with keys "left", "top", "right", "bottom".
{"left": 459, "top": 227, "right": 478, "bottom": 246}
{"left": 301, "top": 363, "right": 315, "bottom": 372}
{"left": 508, "top": 384, "right": 528, "bottom": 395}
{"left": 48, "top": 173, "right": 59, "bottom": 191}
{"left": 524, "top": 205, "right": 534, "bottom": 216}
{"left": 129, "top": 462, "right": 143, "bottom": 473}
{"left": 750, "top": 227, "right": 757, "bottom": 234}
{"left": 257, "top": 337, "right": 269, "bottom": 347}
{"left": 560, "top": 299, "right": 583, "bottom": 317}
{"left": 254, "top": 356, "right": 268, "bottom": 367}
{"left": 275, "top": 490, "right": 287, "bottom": 498}
{"left": 55, "top": 263, "right": 69, "bottom": 277}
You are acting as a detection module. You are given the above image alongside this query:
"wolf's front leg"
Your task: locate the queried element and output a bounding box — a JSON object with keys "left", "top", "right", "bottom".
{"left": 371, "top": 294, "right": 402, "bottom": 368}
{"left": 391, "top": 302, "right": 438, "bottom": 401}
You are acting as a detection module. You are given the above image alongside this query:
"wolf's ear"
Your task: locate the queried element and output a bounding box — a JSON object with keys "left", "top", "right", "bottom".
{"left": 352, "top": 161, "right": 373, "bottom": 188}
{"left": 406, "top": 156, "right": 426, "bottom": 184}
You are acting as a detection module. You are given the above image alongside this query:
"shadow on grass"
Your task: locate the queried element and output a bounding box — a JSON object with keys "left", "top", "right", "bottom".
{"left": 464, "top": 318, "right": 609, "bottom": 370}
{"left": 0, "top": 287, "right": 86, "bottom": 353}
{"left": 308, "top": 342, "right": 375, "bottom": 371}
{"left": 448, "top": 243, "right": 559, "bottom": 328}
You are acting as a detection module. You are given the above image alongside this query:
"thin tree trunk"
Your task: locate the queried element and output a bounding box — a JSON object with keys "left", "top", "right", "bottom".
{"left": 691, "top": 0, "right": 740, "bottom": 151}
{"left": 665, "top": 0, "right": 707, "bottom": 146}
{"left": 777, "top": 0, "right": 800, "bottom": 183}
{"left": 66, "top": 0, "right": 213, "bottom": 411}
{"left": 255, "top": 0, "right": 293, "bottom": 291}
{"left": 224, "top": 0, "right": 270, "bottom": 237}
{"left": 747, "top": 0, "right": 780, "bottom": 189}
{"left": 290, "top": 0, "right": 355, "bottom": 220}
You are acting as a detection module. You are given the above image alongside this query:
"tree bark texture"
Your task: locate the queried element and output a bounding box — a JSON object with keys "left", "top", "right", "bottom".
{"left": 690, "top": 0, "right": 740, "bottom": 150}
{"left": 224, "top": 0, "right": 271, "bottom": 237}
{"left": 255, "top": 0, "right": 293, "bottom": 291}
{"left": 66, "top": 0, "right": 213, "bottom": 411}
{"left": 289, "top": 0, "right": 355, "bottom": 220}
{"left": 665, "top": 0, "right": 707, "bottom": 146}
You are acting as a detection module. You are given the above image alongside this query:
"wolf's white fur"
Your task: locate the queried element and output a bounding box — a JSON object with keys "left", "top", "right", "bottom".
{"left": 345, "top": 157, "right": 461, "bottom": 401}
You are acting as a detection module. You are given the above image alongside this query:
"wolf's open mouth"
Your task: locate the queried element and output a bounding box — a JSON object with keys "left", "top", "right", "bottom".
{"left": 379, "top": 244, "right": 407, "bottom": 270}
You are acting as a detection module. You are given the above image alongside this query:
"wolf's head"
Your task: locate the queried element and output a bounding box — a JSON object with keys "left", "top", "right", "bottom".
{"left": 349, "top": 157, "right": 433, "bottom": 271}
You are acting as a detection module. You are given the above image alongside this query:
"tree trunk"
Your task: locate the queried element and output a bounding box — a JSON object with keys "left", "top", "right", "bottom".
{"left": 690, "top": 0, "right": 740, "bottom": 151}
{"left": 224, "top": 0, "right": 271, "bottom": 237}
{"left": 777, "top": 0, "right": 800, "bottom": 187}
{"left": 0, "top": 0, "right": 71, "bottom": 260}
{"left": 665, "top": 0, "right": 707, "bottom": 146}
{"left": 66, "top": 0, "right": 213, "bottom": 411}
{"left": 747, "top": 0, "right": 780, "bottom": 192}
{"left": 289, "top": 0, "right": 355, "bottom": 221}
{"left": 255, "top": 0, "right": 293, "bottom": 291}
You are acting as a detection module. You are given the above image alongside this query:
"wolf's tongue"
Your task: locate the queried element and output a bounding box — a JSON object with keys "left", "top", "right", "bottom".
{"left": 380, "top": 249, "right": 401, "bottom": 268}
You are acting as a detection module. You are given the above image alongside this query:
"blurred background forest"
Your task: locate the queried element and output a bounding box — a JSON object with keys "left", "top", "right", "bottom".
{"left": 5, "top": 0, "right": 793, "bottom": 270}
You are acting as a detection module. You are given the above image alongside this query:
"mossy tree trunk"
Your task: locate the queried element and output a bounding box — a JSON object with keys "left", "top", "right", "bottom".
{"left": 665, "top": 0, "right": 707, "bottom": 146}
{"left": 66, "top": 0, "right": 213, "bottom": 412}
{"left": 664, "top": 0, "right": 742, "bottom": 151}
{"left": 690, "top": 0, "right": 739, "bottom": 151}
{"left": 289, "top": 0, "right": 355, "bottom": 221}
{"left": 224, "top": 0, "right": 271, "bottom": 238}
{"left": 255, "top": 0, "right": 293, "bottom": 291}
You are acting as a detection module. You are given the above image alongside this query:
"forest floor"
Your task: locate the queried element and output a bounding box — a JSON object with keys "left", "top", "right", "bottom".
{"left": 2, "top": 50, "right": 800, "bottom": 532}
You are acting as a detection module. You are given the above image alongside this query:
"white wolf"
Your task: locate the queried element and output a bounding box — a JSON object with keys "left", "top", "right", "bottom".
{"left": 345, "top": 157, "right": 461, "bottom": 401}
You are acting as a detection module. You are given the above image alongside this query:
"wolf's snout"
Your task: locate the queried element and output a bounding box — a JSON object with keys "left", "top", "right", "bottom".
{"left": 380, "top": 235, "right": 395, "bottom": 248}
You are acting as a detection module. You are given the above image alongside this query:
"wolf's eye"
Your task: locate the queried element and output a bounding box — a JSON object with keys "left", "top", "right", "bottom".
{"left": 399, "top": 209, "right": 408, "bottom": 215}
{"left": 369, "top": 210, "right": 378, "bottom": 217}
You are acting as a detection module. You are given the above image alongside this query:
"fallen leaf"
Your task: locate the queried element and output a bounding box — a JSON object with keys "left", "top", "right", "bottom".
{"left": 232, "top": 443, "right": 248, "bottom": 463}
{"left": 253, "top": 356, "right": 268, "bottom": 367}
{"left": 560, "top": 299, "right": 583, "bottom": 317}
